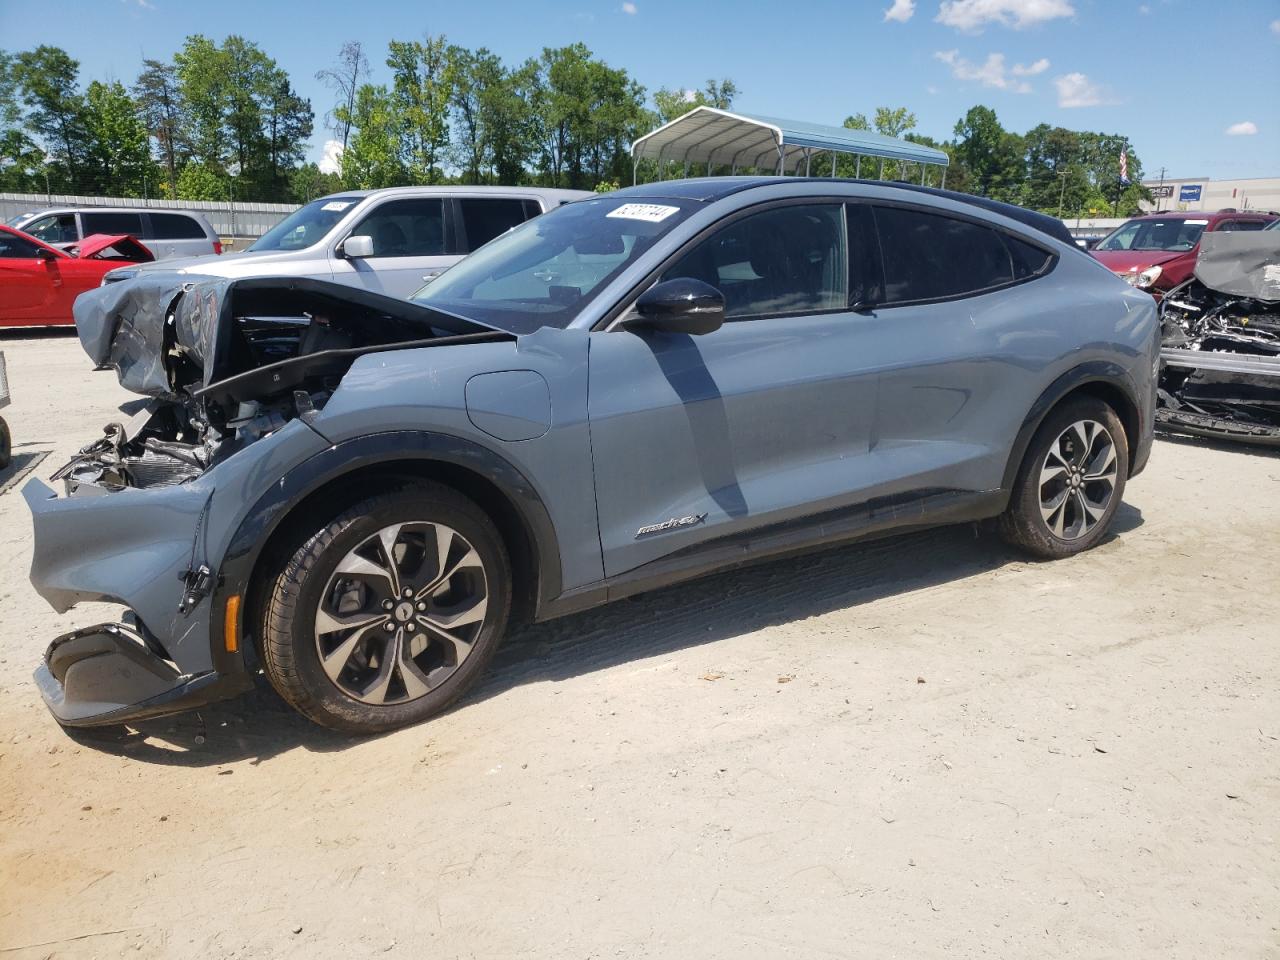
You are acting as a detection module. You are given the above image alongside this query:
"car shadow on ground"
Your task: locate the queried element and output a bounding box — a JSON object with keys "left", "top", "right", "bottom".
{"left": 65, "top": 506, "right": 1144, "bottom": 766}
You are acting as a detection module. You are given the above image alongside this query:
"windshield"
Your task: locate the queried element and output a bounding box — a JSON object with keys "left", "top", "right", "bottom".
{"left": 411, "top": 196, "right": 697, "bottom": 334}
{"left": 1096, "top": 217, "right": 1208, "bottom": 253}
{"left": 248, "top": 195, "right": 363, "bottom": 252}
{"left": 1266, "top": 219, "right": 1280, "bottom": 231}
{"left": 5, "top": 214, "right": 32, "bottom": 228}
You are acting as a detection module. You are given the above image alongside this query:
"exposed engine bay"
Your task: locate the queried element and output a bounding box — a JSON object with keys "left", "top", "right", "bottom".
{"left": 1156, "top": 232, "right": 1280, "bottom": 447}
{"left": 61, "top": 275, "right": 509, "bottom": 491}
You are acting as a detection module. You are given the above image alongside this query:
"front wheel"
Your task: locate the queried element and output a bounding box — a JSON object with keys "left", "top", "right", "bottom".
{"left": 999, "top": 397, "right": 1128, "bottom": 559}
{"left": 260, "top": 483, "right": 511, "bottom": 734}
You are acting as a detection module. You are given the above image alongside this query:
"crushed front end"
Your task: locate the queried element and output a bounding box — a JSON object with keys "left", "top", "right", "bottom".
{"left": 26, "top": 275, "right": 502, "bottom": 726}
{"left": 1156, "top": 232, "right": 1280, "bottom": 447}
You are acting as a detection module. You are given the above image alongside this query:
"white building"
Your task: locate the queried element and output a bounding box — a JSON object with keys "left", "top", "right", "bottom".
{"left": 1140, "top": 176, "right": 1280, "bottom": 214}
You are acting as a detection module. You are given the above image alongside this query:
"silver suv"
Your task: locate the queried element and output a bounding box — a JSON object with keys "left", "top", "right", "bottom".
{"left": 102, "top": 186, "right": 590, "bottom": 299}
{"left": 8, "top": 207, "right": 221, "bottom": 259}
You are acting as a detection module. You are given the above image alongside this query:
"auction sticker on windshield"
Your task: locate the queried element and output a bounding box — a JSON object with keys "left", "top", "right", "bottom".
{"left": 606, "top": 203, "right": 680, "bottom": 223}
{"left": 322, "top": 201, "right": 353, "bottom": 212}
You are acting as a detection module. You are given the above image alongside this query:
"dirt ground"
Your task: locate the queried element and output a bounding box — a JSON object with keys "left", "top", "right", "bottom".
{"left": 0, "top": 331, "right": 1276, "bottom": 960}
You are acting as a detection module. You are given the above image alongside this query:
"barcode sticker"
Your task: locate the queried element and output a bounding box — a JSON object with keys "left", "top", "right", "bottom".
{"left": 322, "top": 201, "right": 353, "bottom": 212}
{"left": 606, "top": 203, "right": 680, "bottom": 223}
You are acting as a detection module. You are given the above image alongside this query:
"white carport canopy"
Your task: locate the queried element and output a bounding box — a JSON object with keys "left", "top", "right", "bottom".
{"left": 631, "top": 107, "right": 950, "bottom": 184}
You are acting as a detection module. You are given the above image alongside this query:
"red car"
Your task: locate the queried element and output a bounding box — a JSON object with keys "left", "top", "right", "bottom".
{"left": 0, "top": 225, "right": 154, "bottom": 328}
{"left": 1091, "top": 209, "right": 1277, "bottom": 296}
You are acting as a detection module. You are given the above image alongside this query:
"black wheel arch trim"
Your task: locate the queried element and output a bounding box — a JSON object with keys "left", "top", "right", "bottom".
{"left": 1001, "top": 360, "right": 1142, "bottom": 493}
{"left": 209, "top": 430, "right": 564, "bottom": 678}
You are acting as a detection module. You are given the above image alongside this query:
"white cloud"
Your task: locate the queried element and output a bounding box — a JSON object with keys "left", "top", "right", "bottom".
{"left": 883, "top": 0, "right": 916, "bottom": 22}
{"left": 934, "top": 49, "right": 1047, "bottom": 92}
{"left": 1271, "top": 19, "right": 1280, "bottom": 35}
{"left": 936, "top": 0, "right": 1074, "bottom": 32}
{"left": 1053, "top": 72, "right": 1116, "bottom": 108}
{"left": 1137, "top": 4, "right": 1150, "bottom": 13}
{"left": 1011, "top": 57, "right": 1050, "bottom": 75}
{"left": 621, "top": 1, "right": 637, "bottom": 13}
{"left": 319, "top": 139, "right": 343, "bottom": 175}
{"left": 1225, "top": 121, "right": 1258, "bottom": 136}
{"left": 681, "top": 88, "right": 698, "bottom": 103}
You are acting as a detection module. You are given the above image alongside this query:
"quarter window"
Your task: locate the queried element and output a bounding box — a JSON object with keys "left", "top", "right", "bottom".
{"left": 661, "top": 204, "right": 847, "bottom": 320}
{"left": 460, "top": 198, "right": 533, "bottom": 251}
{"left": 148, "top": 213, "right": 206, "bottom": 240}
{"left": 351, "top": 199, "right": 446, "bottom": 257}
{"left": 874, "top": 206, "right": 1019, "bottom": 303}
{"left": 82, "top": 211, "right": 144, "bottom": 236}
{"left": 24, "top": 214, "right": 77, "bottom": 244}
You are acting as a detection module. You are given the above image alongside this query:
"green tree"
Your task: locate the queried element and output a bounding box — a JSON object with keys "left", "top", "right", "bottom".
{"left": 387, "top": 35, "right": 453, "bottom": 183}
{"left": 133, "top": 58, "right": 189, "bottom": 195}
{"left": 289, "top": 162, "right": 343, "bottom": 202}
{"left": 175, "top": 160, "right": 224, "bottom": 200}
{"left": 652, "top": 77, "right": 737, "bottom": 124}
{"left": 448, "top": 45, "right": 504, "bottom": 183}
{"left": 316, "top": 41, "right": 368, "bottom": 151}
{"left": 174, "top": 35, "right": 229, "bottom": 169}
{"left": 338, "top": 83, "right": 407, "bottom": 188}
{"left": 0, "top": 51, "right": 44, "bottom": 191}
{"left": 82, "top": 79, "right": 157, "bottom": 195}
{"left": 11, "top": 45, "right": 88, "bottom": 190}
{"left": 952, "top": 105, "right": 1025, "bottom": 203}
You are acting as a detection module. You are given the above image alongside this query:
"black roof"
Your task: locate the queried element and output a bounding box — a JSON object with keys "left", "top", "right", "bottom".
{"left": 611, "top": 177, "right": 1074, "bottom": 246}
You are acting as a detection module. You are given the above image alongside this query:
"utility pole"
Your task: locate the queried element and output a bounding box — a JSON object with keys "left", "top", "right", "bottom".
{"left": 1154, "top": 166, "right": 1166, "bottom": 212}
{"left": 1057, "top": 169, "right": 1068, "bottom": 219}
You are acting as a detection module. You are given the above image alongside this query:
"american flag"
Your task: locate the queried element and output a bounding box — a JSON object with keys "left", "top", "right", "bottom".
{"left": 1119, "top": 147, "right": 1130, "bottom": 185}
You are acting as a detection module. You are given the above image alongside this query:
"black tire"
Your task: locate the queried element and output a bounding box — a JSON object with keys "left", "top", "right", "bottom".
{"left": 260, "top": 482, "right": 511, "bottom": 734}
{"left": 0, "top": 416, "right": 10, "bottom": 470}
{"left": 999, "top": 397, "right": 1128, "bottom": 560}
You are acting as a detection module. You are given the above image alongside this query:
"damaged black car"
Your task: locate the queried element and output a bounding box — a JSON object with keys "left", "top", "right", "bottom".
{"left": 1157, "top": 228, "right": 1280, "bottom": 447}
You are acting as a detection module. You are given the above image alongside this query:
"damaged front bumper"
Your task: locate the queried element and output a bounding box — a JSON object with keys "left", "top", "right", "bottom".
{"left": 24, "top": 416, "right": 328, "bottom": 727}
{"left": 35, "top": 621, "right": 246, "bottom": 727}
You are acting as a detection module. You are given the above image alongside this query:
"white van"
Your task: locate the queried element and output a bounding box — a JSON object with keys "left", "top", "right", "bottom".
{"left": 7, "top": 207, "right": 221, "bottom": 259}
{"left": 99, "top": 186, "right": 591, "bottom": 299}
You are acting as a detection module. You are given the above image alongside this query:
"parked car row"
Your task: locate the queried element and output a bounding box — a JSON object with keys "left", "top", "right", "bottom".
{"left": 7, "top": 207, "right": 221, "bottom": 258}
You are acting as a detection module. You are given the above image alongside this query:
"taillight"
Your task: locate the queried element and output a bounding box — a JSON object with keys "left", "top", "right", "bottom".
{"left": 213, "top": 240, "right": 223, "bottom": 255}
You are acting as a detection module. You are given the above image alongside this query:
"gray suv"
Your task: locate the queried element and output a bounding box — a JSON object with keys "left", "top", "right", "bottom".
{"left": 26, "top": 177, "right": 1158, "bottom": 734}
{"left": 8, "top": 207, "right": 221, "bottom": 259}
{"left": 101, "top": 186, "right": 589, "bottom": 298}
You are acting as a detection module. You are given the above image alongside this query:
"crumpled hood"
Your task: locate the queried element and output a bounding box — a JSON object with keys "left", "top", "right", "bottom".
{"left": 74, "top": 273, "right": 224, "bottom": 398}
{"left": 74, "top": 273, "right": 500, "bottom": 404}
{"left": 1192, "top": 231, "right": 1280, "bottom": 302}
{"left": 1091, "top": 249, "right": 1186, "bottom": 275}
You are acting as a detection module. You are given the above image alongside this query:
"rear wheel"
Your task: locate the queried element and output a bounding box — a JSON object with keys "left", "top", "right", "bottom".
{"left": 0, "top": 416, "right": 10, "bottom": 470}
{"left": 260, "top": 483, "right": 511, "bottom": 733}
{"left": 999, "top": 397, "right": 1128, "bottom": 559}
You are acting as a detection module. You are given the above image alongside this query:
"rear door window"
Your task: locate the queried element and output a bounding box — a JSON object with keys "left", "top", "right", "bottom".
{"left": 148, "top": 213, "right": 206, "bottom": 239}
{"left": 350, "top": 199, "right": 446, "bottom": 258}
{"left": 873, "top": 206, "right": 1017, "bottom": 303}
{"left": 661, "top": 204, "right": 847, "bottom": 320}
{"left": 82, "top": 211, "right": 144, "bottom": 236}
{"left": 24, "top": 214, "right": 78, "bottom": 244}
{"left": 459, "top": 198, "right": 533, "bottom": 251}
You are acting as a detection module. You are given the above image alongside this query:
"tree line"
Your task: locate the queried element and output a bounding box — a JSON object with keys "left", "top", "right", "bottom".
{"left": 0, "top": 36, "right": 1149, "bottom": 216}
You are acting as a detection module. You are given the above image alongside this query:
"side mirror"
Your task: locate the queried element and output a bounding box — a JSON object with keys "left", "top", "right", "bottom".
{"left": 342, "top": 235, "right": 374, "bottom": 258}
{"left": 625, "top": 278, "right": 725, "bottom": 336}
{"left": 37, "top": 247, "right": 58, "bottom": 261}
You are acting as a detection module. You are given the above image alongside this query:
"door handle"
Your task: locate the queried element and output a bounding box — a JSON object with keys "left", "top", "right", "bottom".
{"left": 421, "top": 271, "right": 442, "bottom": 282}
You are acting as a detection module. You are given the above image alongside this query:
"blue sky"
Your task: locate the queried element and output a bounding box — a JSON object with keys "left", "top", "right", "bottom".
{"left": 2, "top": 0, "right": 1277, "bottom": 181}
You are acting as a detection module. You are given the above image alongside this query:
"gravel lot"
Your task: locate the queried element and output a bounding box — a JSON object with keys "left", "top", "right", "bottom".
{"left": 1, "top": 331, "right": 1277, "bottom": 959}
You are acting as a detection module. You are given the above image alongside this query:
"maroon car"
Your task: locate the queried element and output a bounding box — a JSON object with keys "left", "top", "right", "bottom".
{"left": 1091, "top": 209, "right": 1277, "bottom": 296}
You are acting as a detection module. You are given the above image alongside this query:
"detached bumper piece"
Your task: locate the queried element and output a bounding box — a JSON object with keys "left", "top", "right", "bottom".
{"left": 36, "top": 622, "right": 222, "bottom": 727}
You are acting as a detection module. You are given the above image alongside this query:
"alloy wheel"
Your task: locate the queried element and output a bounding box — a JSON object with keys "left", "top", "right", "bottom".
{"left": 314, "top": 521, "right": 489, "bottom": 705}
{"left": 1038, "top": 419, "right": 1118, "bottom": 541}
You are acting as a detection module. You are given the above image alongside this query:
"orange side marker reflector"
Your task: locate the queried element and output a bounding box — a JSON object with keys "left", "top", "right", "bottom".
{"left": 224, "top": 595, "right": 241, "bottom": 653}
